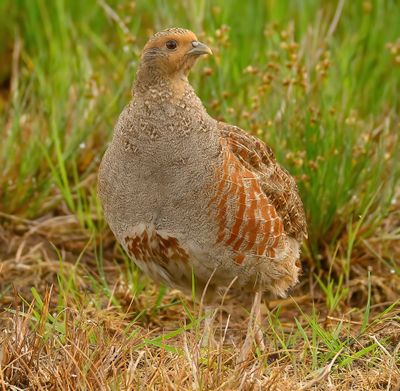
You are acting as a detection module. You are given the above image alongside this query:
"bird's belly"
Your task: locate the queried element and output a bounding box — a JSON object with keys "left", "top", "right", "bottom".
{"left": 121, "top": 222, "right": 253, "bottom": 297}
{"left": 123, "top": 223, "right": 194, "bottom": 289}
{"left": 124, "top": 223, "right": 189, "bottom": 264}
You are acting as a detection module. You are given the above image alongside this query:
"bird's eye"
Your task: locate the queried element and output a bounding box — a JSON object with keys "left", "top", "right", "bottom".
{"left": 166, "top": 40, "right": 177, "bottom": 50}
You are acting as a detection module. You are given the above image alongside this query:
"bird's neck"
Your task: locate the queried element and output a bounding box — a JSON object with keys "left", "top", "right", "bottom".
{"left": 133, "top": 66, "right": 191, "bottom": 103}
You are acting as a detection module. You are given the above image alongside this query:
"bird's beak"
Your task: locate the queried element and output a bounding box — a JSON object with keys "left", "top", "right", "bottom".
{"left": 188, "top": 41, "right": 213, "bottom": 56}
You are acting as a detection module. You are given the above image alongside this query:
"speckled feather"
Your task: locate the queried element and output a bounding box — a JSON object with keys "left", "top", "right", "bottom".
{"left": 98, "top": 28, "right": 307, "bottom": 299}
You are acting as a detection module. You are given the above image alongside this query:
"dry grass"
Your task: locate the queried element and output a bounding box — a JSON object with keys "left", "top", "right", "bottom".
{"left": 1, "top": 292, "right": 399, "bottom": 390}
{"left": 0, "top": 210, "right": 399, "bottom": 390}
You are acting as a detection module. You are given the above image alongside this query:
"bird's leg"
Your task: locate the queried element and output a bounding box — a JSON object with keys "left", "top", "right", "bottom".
{"left": 238, "top": 291, "right": 265, "bottom": 363}
{"left": 200, "top": 305, "right": 217, "bottom": 347}
{"left": 254, "top": 292, "right": 265, "bottom": 352}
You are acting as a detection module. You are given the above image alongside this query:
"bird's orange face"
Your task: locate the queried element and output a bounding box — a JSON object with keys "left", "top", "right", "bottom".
{"left": 141, "top": 28, "right": 212, "bottom": 77}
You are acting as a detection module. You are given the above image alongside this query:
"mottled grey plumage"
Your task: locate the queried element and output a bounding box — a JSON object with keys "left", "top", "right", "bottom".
{"left": 98, "top": 28, "right": 307, "bottom": 300}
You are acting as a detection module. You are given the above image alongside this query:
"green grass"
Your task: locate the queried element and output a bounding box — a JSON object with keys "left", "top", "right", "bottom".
{"left": 1, "top": 0, "right": 400, "bottom": 389}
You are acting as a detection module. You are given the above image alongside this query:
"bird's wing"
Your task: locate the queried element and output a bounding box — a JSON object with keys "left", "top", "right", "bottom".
{"left": 210, "top": 122, "right": 307, "bottom": 261}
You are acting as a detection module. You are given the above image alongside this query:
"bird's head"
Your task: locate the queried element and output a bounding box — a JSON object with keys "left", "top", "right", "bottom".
{"left": 140, "top": 28, "right": 212, "bottom": 78}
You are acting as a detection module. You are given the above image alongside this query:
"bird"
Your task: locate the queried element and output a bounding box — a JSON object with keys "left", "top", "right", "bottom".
{"left": 98, "top": 27, "right": 307, "bottom": 355}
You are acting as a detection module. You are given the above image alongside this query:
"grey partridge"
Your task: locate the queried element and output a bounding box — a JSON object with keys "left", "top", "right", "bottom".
{"left": 98, "top": 28, "right": 307, "bottom": 306}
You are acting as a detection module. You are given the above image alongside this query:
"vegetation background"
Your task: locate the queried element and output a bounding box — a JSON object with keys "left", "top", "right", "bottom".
{"left": 0, "top": 0, "right": 399, "bottom": 389}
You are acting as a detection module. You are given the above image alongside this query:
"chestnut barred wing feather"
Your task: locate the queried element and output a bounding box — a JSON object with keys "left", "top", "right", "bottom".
{"left": 213, "top": 123, "right": 307, "bottom": 261}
